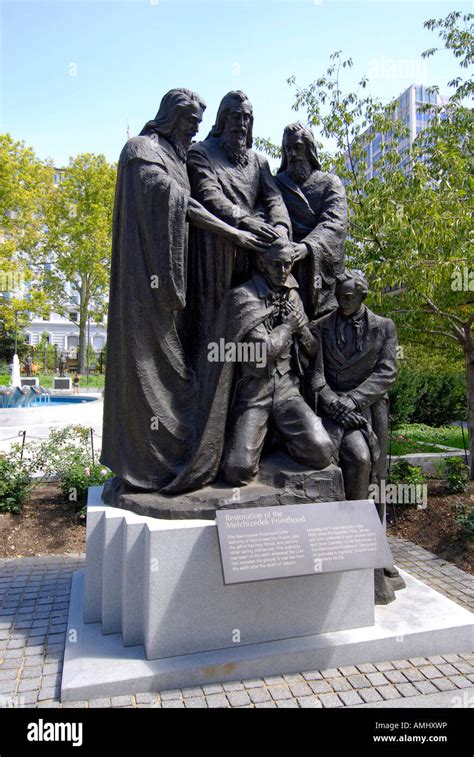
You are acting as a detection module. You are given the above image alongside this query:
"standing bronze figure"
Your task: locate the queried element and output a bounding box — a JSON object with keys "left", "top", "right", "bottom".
{"left": 101, "top": 89, "right": 266, "bottom": 494}
{"left": 276, "top": 123, "right": 347, "bottom": 318}
{"left": 186, "top": 91, "right": 291, "bottom": 362}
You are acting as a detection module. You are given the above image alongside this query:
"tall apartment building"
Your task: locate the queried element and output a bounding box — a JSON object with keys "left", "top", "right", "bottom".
{"left": 346, "top": 84, "right": 448, "bottom": 179}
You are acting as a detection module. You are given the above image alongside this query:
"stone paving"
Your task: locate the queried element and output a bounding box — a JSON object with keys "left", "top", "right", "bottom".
{"left": 0, "top": 538, "right": 472, "bottom": 708}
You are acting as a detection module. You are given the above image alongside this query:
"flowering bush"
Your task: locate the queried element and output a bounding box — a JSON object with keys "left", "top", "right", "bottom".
{"left": 59, "top": 462, "right": 113, "bottom": 509}
{"left": 0, "top": 455, "right": 32, "bottom": 514}
{"left": 1, "top": 425, "right": 113, "bottom": 515}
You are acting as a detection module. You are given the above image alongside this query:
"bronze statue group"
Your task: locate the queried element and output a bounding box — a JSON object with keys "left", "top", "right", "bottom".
{"left": 100, "top": 88, "right": 405, "bottom": 602}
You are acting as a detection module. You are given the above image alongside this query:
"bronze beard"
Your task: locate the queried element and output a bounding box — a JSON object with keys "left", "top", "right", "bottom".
{"left": 168, "top": 135, "right": 190, "bottom": 163}
{"left": 287, "top": 159, "right": 313, "bottom": 185}
{"left": 220, "top": 132, "right": 249, "bottom": 167}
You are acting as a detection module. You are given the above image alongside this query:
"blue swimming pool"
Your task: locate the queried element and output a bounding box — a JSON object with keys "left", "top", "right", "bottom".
{"left": 30, "top": 396, "right": 98, "bottom": 405}
{"left": 0, "top": 385, "right": 101, "bottom": 409}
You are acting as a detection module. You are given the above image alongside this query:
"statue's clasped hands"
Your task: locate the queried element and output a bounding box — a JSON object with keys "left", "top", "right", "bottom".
{"left": 282, "top": 300, "right": 306, "bottom": 333}
{"left": 327, "top": 395, "right": 365, "bottom": 429}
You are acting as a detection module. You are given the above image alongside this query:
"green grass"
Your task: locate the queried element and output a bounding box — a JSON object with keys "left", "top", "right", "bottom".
{"left": 389, "top": 438, "right": 444, "bottom": 456}
{"left": 391, "top": 423, "right": 467, "bottom": 451}
{"left": 0, "top": 373, "right": 105, "bottom": 389}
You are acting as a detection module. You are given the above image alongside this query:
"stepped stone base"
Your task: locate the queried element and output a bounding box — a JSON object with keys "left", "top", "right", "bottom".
{"left": 83, "top": 487, "right": 373, "bottom": 657}
{"left": 61, "top": 566, "right": 474, "bottom": 702}
{"left": 61, "top": 485, "right": 474, "bottom": 702}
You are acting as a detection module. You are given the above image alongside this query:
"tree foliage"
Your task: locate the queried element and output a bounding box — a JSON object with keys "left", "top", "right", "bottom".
{"left": 258, "top": 12, "right": 473, "bottom": 473}
{"left": 0, "top": 134, "right": 53, "bottom": 344}
{"left": 0, "top": 139, "right": 116, "bottom": 373}
{"left": 39, "top": 154, "right": 115, "bottom": 373}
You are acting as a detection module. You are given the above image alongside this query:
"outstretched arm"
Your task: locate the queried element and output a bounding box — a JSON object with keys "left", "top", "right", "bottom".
{"left": 186, "top": 197, "right": 268, "bottom": 253}
{"left": 188, "top": 148, "right": 280, "bottom": 244}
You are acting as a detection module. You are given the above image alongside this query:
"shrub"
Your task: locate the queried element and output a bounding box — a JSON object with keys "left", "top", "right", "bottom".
{"left": 22, "top": 425, "right": 93, "bottom": 477}
{"left": 0, "top": 456, "right": 32, "bottom": 514}
{"left": 59, "top": 463, "right": 113, "bottom": 509}
{"left": 442, "top": 457, "right": 470, "bottom": 494}
{"left": 452, "top": 501, "right": 474, "bottom": 541}
{"left": 389, "top": 460, "right": 426, "bottom": 486}
{"left": 22, "top": 425, "right": 113, "bottom": 507}
{"left": 0, "top": 425, "right": 113, "bottom": 516}
{"left": 389, "top": 368, "right": 466, "bottom": 427}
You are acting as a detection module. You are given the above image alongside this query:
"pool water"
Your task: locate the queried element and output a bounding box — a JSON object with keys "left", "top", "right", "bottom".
{"left": 30, "top": 396, "right": 98, "bottom": 405}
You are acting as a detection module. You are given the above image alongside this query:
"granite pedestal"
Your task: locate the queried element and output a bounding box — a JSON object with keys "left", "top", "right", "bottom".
{"left": 61, "top": 486, "right": 474, "bottom": 701}
{"left": 84, "top": 488, "right": 374, "bottom": 658}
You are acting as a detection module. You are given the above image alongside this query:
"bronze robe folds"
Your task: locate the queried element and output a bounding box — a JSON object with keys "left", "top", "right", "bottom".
{"left": 100, "top": 134, "right": 195, "bottom": 490}
{"left": 276, "top": 170, "right": 347, "bottom": 318}
{"left": 186, "top": 137, "right": 291, "bottom": 363}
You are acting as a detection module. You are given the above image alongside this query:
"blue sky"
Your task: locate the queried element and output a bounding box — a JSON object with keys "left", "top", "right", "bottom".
{"left": 1, "top": 0, "right": 471, "bottom": 167}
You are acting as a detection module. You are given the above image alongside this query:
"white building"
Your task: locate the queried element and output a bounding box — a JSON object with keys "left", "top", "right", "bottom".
{"left": 25, "top": 313, "right": 106, "bottom": 357}
{"left": 1, "top": 269, "right": 107, "bottom": 357}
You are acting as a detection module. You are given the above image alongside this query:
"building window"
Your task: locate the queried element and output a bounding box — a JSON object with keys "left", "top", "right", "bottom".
{"left": 67, "top": 335, "right": 79, "bottom": 353}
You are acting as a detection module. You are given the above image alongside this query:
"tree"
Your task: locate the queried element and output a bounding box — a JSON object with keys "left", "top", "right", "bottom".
{"left": 258, "top": 11, "right": 473, "bottom": 475}
{"left": 0, "top": 134, "right": 53, "bottom": 355}
{"left": 42, "top": 154, "right": 116, "bottom": 373}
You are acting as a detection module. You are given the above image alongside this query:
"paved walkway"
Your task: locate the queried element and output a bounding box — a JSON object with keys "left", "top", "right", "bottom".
{"left": 0, "top": 538, "right": 472, "bottom": 708}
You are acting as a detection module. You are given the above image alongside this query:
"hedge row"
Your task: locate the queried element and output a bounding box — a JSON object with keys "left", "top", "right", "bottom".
{"left": 389, "top": 367, "right": 467, "bottom": 427}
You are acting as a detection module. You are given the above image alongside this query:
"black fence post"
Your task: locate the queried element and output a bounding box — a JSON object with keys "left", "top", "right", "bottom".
{"left": 18, "top": 430, "right": 26, "bottom": 461}
{"left": 90, "top": 428, "right": 95, "bottom": 467}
